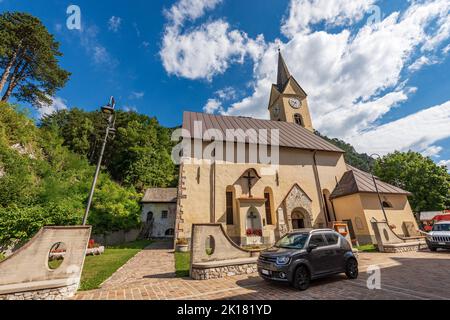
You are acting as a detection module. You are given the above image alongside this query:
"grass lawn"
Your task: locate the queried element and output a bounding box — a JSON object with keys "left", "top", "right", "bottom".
{"left": 79, "top": 240, "right": 152, "bottom": 291}
{"left": 356, "top": 244, "right": 378, "bottom": 252}
{"left": 174, "top": 252, "right": 190, "bottom": 277}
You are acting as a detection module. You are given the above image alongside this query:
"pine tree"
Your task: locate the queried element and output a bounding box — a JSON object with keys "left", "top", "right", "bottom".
{"left": 0, "top": 12, "right": 70, "bottom": 106}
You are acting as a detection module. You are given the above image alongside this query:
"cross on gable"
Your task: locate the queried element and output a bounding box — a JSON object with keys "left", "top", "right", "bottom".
{"left": 242, "top": 169, "right": 259, "bottom": 198}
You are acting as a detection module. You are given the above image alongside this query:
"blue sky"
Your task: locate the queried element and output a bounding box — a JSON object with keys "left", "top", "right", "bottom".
{"left": 1, "top": 0, "right": 449, "bottom": 169}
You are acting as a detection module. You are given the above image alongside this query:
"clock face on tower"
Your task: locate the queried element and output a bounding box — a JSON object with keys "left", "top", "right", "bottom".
{"left": 289, "top": 98, "right": 302, "bottom": 109}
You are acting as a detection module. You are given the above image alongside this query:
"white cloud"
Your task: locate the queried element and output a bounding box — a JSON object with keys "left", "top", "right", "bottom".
{"left": 421, "top": 145, "right": 443, "bottom": 157}
{"left": 79, "top": 24, "right": 117, "bottom": 67}
{"left": 129, "top": 91, "right": 145, "bottom": 99}
{"left": 438, "top": 159, "right": 450, "bottom": 172}
{"left": 281, "top": 0, "right": 376, "bottom": 37}
{"left": 203, "top": 98, "right": 223, "bottom": 113}
{"left": 164, "top": 0, "right": 223, "bottom": 27}
{"left": 215, "top": 87, "right": 236, "bottom": 100}
{"left": 408, "top": 56, "right": 438, "bottom": 71}
{"left": 108, "top": 16, "right": 122, "bottom": 32}
{"left": 443, "top": 44, "right": 450, "bottom": 54}
{"left": 349, "top": 100, "right": 450, "bottom": 155}
{"left": 38, "top": 96, "right": 68, "bottom": 119}
{"left": 160, "top": 0, "right": 266, "bottom": 80}
{"left": 123, "top": 105, "right": 138, "bottom": 112}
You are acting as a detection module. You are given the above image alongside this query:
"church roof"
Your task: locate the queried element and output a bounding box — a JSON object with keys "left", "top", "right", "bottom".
{"left": 141, "top": 188, "right": 178, "bottom": 203}
{"left": 330, "top": 165, "right": 411, "bottom": 200}
{"left": 277, "top": 51, "right": 291, "bottom": 91}
{"left": 182, "top": 111, "right": 344, "bottom": 153}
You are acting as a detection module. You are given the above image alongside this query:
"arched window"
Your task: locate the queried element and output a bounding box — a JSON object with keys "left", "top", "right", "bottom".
{"left": 146, "top": 212, "right": 154, "bottom": 223}
{"left": 226, "top": 186, "right": 235, "bottom": 225}
{"left": 294, "top": 114, "right": 303, "bottom": 126}
{"left": 382, "top": 201, "right": 393, "bottom": 208}
{"left": 264, "top": 187, "right": 274, "bottom": 225}
{"left": 165, "top": 228, "right": 174, "bottom": 236}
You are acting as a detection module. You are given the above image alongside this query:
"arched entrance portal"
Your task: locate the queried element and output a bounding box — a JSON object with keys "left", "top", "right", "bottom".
{"left": 291, "top": 209, "right": 311, "bottom": 230}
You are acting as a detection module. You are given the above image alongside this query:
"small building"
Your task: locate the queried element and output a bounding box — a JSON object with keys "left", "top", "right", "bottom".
{"left": 141, "top": 188, "right": 178, "bottom": 238}
{"left": 330, "top": 166, "right": 418, "bottom": 244}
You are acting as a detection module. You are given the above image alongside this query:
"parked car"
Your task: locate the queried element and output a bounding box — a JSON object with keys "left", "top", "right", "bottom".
{"left": 426, "top": 221, "right": 450, "bottom": 251}
{"left": 257, "top": 229, "right": 358, "bottom": 291}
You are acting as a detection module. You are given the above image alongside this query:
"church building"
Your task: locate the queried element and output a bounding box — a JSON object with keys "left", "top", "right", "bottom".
{"left": 172, "top": 51, "right": 418, "bottom": 246}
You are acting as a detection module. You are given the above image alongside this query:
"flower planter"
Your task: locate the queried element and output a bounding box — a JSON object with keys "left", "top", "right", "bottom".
{"left": 245, "top": 236, "right": 263, "bottom": 246}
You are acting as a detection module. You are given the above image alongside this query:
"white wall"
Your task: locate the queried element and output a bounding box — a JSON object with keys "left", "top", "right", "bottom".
{"left": 142, "top": 203, "right": 177, "bottom": 237}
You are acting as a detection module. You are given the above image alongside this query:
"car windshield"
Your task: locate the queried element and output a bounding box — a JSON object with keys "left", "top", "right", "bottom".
{"left": 433, "top": 224, "right": 450, "bottom": 232}
{"left": 275, "top": 233, "right": 309, "bottom": 249}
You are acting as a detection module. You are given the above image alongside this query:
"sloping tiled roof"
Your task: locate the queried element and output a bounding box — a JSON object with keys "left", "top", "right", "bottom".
{"left": 330, "top": 165, "right": 411, "bottom": 199}
{"left": 141, "top": 188, "right": 178, "bottom": 203}
{"left": 182, "top": 111, "right": 343, "bottom": 153}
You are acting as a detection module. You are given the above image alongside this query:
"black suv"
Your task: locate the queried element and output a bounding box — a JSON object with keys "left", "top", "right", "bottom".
{"left": 258, "top": 229, "right": 358, "bottom": 290}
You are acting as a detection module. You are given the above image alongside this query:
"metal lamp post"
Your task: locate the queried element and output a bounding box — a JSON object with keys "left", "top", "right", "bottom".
{"left": 368, "top": 153, "right": 389, "bottom": 224}
{"left": 82, "top": 97, "right": 116, "bottom": 226}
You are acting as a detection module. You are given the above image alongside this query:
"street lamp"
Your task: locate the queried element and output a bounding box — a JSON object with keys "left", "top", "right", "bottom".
{"left": 368, "top": 153, "right": 389, "bottom": 224}
{"left": 82, "top": 96, "right": 116, "bottom": 226}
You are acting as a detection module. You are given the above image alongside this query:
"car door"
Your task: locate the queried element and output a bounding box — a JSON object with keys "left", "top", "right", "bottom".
{"left": 308, "top": 234, "right": 330, "bottom": 275}
{"left": 323, "top": 233, "right": 344, "bottom": 272}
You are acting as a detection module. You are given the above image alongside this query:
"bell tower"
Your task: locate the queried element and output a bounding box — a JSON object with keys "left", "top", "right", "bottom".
{"left": 268, "top": 50, "right": 314, "bottom": 132}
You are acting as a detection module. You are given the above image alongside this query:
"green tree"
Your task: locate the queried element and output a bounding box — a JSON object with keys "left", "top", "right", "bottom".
{"left": 0, "top": 102, "right": 142, "bottom": 245}
{"left": 42, "top": 109, "right": 178, "bottom": 191}
{"left": 374, "top": 151, "right": 450, "bottom": 212}
{"left": 0, "top": 12, "right": 70, "bottom": 105}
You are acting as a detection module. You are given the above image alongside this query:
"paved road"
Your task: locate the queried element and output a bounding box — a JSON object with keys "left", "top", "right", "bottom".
{"left": 74, "top": 242, "right": 450, "bottom": 300}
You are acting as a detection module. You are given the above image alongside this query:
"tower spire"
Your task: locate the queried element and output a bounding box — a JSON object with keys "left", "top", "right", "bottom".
{"left": 277, "top": 50, "right": 291, "bottom": 91}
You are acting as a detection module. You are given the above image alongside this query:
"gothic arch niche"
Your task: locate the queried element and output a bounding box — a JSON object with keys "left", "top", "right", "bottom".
{"left": 246, "top": 207, "right": 262, "bottom": 233}
{"left": 283, "top": 184, "right": 313, "bottom": 231}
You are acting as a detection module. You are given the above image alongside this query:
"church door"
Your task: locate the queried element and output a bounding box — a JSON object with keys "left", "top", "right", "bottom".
{"left": 291, "top": 209, "right": 310, "bottom": 230}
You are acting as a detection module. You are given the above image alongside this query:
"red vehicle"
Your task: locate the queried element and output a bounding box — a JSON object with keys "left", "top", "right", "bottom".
{"left": 424, "top": 213, "right": 450, "bottom": 231}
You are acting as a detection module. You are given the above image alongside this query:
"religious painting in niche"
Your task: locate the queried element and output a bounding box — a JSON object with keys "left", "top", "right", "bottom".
{"left": 246, "top": 207, "right": 262, "bottom": 237}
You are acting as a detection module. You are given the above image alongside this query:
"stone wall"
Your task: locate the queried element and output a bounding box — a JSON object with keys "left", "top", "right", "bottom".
{"left": 0, "top": 284, "right": 78, "bottom": 300}
{"left": 93, "top": 228, "right": 141, "bottom": 246}
{"left": 191, "top": 263, "right": 257, "bottom": 280}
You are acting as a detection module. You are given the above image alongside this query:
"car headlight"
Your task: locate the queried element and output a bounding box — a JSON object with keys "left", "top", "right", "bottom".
{"left": 276, "top": 256, "right": 290, "bottom": 265}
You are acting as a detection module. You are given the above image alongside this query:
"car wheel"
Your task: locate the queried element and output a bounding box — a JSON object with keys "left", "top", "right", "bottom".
{"left": 345, "top": 258, "right": 358, "bottom": 279}
{"left": 293, "top": 265, "right": 311, "bottom": 291}
{"left": 429, "top": 247, "right": 437, "bottom": 252}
